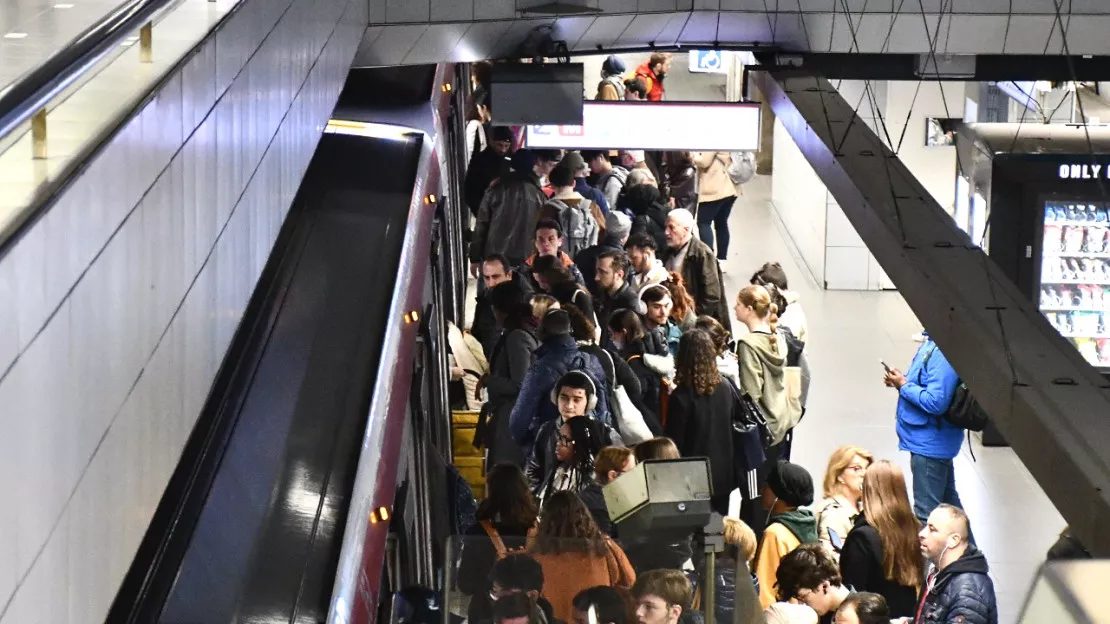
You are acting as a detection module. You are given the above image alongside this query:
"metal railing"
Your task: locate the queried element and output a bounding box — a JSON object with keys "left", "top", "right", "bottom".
{"left": 0, "top": 0, "right": 216, "bottom": 259}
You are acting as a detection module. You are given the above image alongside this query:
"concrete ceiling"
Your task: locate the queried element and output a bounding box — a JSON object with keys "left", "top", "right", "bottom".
{"left": 354, "top": 0, "right": 1110, "bottom": 67}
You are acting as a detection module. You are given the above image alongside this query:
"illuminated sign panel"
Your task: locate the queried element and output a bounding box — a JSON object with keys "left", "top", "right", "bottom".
{"left": 525, "top": 102, "right": 761, "bottom": 151}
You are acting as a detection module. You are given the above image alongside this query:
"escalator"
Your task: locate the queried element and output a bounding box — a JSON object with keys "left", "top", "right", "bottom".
{"left": 108, "top": 127, "right": 424, "bottom": 623}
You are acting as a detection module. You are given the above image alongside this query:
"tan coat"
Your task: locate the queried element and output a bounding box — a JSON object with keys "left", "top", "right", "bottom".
{"left": 693, "top": 151, "right": 738, "bottom": 202}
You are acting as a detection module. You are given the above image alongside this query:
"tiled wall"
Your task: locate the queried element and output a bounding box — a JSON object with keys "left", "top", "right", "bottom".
{"left": 772, "top": 81, "right": 899, "bottom": 290}
{"left": 0, "top": 0, "right": 366, "bottom": 619}
{"left": 770, "top": 117, "right": 827, "bottom": 286}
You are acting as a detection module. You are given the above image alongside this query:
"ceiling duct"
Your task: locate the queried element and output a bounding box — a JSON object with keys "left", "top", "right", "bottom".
{"left": 519, "top": 1, "right": 601, "bottom": 15}
{"left": 916, "top": 54, "right": 976, "bottom": 79}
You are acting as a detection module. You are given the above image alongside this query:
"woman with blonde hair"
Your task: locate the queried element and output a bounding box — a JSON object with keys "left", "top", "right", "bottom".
{"left": 714, "top": 516, "right": 760, "bottom": 624}
{"left": 735, "top": 285, "right": 797, "bottom": 452}
{"left": 813, "top": 446, "right": 874, "bottom": 561}
{"left": 839, "top": 460, "right": 923, "bottom": 618}
{"left": 632, "top": 436, "right": 679, "bottom": 462}
{"left": 531, "top": 294, "right": 560, "bottom": 319}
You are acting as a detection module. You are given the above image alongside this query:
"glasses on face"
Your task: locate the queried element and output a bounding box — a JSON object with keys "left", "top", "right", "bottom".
{"left": 556, "top": 433, "right": 574, "bottom": 446}
{"left": 844, "top": 463, "right": 868, "bottom": 473}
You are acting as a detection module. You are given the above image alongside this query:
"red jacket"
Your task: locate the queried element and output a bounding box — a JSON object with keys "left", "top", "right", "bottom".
{"left": 634, "top": 63, "right": 665, "bottom": 101}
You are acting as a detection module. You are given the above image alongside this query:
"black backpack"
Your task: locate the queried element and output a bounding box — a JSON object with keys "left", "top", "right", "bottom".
{"left": 920, "top": 347, "right": 988, "bottom": 432}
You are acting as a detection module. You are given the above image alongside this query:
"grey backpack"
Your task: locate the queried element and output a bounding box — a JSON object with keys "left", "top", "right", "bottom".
{"left": 547, "top": 198, "right": 598, "bottom": 258}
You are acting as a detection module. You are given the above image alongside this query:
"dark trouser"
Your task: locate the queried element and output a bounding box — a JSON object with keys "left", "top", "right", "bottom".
{"left": 696, "top": 196, "right": 736, "bottom": 260}
{"left": 910, "top": 453, "right": 974, "bottom": 543}
{"left": 740, "top": 431, "right": 792, "bottom": 541}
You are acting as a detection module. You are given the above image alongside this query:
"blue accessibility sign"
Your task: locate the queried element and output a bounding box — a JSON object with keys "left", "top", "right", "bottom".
{"left": 688, "top": 49, "right": 727, "bottom": 74}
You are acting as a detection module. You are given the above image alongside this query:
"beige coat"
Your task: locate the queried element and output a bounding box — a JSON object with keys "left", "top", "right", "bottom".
{"left": 693, "top": 151, "right": 738, "bottom": 202}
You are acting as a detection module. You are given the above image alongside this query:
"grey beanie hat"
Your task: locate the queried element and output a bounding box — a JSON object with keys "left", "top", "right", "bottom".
{"left": 605, "top": 211, "right": 632, "bottom": 240}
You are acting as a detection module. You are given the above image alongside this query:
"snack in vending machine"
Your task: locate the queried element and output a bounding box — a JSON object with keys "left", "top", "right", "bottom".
{"left": 1044, "top": 225, "right": 1064, "bottom": 253}
{"left": 1065, "top": 226, "right": 1086, "bottom": 253}
{"left": 1076, "top": 338, "right": 1100, "bottom": 363}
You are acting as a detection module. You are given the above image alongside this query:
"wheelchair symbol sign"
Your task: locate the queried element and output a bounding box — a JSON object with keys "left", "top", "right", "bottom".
{"left": 689, "top": 50, "right": 726, "bottom": 74}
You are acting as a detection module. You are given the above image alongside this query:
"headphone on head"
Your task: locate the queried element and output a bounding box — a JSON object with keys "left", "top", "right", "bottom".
{"left": 550, "top": 370, "right": 598, "bottom": 412}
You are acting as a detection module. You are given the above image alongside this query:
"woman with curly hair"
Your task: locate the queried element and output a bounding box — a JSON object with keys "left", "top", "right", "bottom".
{"left": 529, "top": 491, "right": 636, "bottom": 622}
{"left": 663, "top": 271, "right": 697, "bottom": 331}
{"left": 664, "top": 329, "right": 737, "bottom": 514}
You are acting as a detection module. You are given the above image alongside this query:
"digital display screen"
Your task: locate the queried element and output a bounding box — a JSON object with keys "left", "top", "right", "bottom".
{"left": 525, "top": 101, "right": 761, "bottom": 151}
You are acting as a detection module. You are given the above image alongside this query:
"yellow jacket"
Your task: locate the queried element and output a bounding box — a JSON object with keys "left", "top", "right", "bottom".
{"left": 755, "top": 523, "right": 802, "bottom": 609}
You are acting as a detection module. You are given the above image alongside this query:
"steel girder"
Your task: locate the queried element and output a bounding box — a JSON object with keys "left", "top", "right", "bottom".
{"left": 752, "top": 70, "right": 1110, "bottom": 556}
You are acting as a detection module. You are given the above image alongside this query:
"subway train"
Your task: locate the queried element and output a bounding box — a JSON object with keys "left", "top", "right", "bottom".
{"left": 108, "top": 64, "right": 468, "bottom": 623}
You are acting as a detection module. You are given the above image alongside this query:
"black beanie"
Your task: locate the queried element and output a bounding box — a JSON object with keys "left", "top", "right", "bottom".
{"left": 767, "top": 460, "right": 814, "bottom": 507}
{"left": 541, "top": 309, "right": 572, "bottom": 339}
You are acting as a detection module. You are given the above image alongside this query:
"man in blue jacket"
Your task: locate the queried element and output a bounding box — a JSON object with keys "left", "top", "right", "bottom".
{"left": 883, "top": 334, "right": 965, "bottom": 525}
{"left": 509, "top": 309, "right": 610, "bottom": 448}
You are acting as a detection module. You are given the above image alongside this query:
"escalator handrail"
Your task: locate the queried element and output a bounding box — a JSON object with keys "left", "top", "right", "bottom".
{"left": 0, "top": 0, "right": 174, "bottom": 256}
{"left": 0, "top": 0, "right": 170, "bottom": 143}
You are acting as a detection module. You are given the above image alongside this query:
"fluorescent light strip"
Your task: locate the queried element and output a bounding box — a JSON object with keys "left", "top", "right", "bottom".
{"left": 54, "top": 4, "right": 75, "bottom": 8}
{"left": 324, "top": 120, "right": 422, "bottom": 141}
{"left": 4, "top": 33, "right": 29, "bottom": 39}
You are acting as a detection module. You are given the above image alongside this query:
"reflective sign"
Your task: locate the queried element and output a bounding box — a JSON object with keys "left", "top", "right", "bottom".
{"left": 525, "top": 101, "right": 761, "bottom": 151}
{"left": 689, "top": 50, "right": 727, "bottom": 74}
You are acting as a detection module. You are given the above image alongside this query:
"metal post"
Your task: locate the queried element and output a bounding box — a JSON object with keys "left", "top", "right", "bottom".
{"left": 139, "top": 22, "right": 152, "bottom": 63}
{"left": 31, "top": 109, "right": 47, "bottom": 159}
{"left": 703, "top": 550, "right": 716, "bottom": 624}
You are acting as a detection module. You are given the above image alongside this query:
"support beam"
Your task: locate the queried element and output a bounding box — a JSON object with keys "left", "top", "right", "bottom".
{"left": 751, "top": 69, "right": 1110, "bottom": 556}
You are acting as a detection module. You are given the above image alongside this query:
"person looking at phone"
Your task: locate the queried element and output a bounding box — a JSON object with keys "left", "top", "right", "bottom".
{"left": 882, "top": 334, "right": 969, "bottom": 531}
{"left": 812, "top": 446, "right": 873, "bottom": 562}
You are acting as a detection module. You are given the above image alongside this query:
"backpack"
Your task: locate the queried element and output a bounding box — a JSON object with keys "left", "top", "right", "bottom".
{"left": 726, "top": 151, "right": 756, "bottom": 186}
{"left": 920, "top": 347, "right": 989, "bottom": 433}
{"left": 448, "top": 464, "right": 478, "bottom": 533}
{"left": 479, "top": 520, "right": 537, "bottom": 560}
{"left": 598, "top": 167, "right": 628, "bottom": 199}
{"left": 546, "top": 198, "right": 599, "bottom": 258}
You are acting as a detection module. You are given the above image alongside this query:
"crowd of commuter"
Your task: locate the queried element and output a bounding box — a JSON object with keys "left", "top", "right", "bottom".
{"left": 449, "top": 58, "right": 1004, "bottom": 624}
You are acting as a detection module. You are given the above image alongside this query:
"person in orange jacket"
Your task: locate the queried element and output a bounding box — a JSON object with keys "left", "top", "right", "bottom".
{"left": 634, "top": 53, "right": 671, "bottom": 101}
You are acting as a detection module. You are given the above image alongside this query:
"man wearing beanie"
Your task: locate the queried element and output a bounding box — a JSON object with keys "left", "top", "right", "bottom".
{"left": 559, "top": 150, "right": 610, "bottom": 214}
{"left": 596, "top": 55, "right": 627, "bottom": 101}
{"left": 755, "top": 460, "right": 819, "bottom": 609}
{"left": 576, "top": 211, "right": 632, "bottom": 295}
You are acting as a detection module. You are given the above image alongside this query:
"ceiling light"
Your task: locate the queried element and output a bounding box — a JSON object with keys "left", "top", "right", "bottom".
{"left": 54, "top": 3, "right": 75, "bottom": 8}
{"left": 4, "top": 33, "right": 28, "bottom": 39}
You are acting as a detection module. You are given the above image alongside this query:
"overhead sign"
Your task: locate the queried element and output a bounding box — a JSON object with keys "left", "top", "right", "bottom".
{"left": 1058, "top": 163, "right": 1110, "bottom": 179}
{"left": 689, "top": 50, "right": 727, "bottom": 74}
{"left": 525, "top": 101, "right": 761, "bottom": 151}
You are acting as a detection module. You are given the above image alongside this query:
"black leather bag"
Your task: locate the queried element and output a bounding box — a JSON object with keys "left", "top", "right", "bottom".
{"left": 723, "top": 376, "right": 773, "bottom": 452}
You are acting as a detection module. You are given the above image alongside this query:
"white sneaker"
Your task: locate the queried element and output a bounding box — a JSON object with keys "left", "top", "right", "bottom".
{"left": 720, "top": 264, "right": 729, "bottom": 273}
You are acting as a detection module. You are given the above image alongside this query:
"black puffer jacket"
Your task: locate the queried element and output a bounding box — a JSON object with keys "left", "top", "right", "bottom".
{"left": 476, "top": 321, "right": 539, "bottom": 468}
{"left": 917, "top": 547, "right": 998, "bottom": 624}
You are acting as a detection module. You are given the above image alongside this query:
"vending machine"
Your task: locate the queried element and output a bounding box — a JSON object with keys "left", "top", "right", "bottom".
{"left": 957, "top": 123, "right": 1110, "bottom": 375}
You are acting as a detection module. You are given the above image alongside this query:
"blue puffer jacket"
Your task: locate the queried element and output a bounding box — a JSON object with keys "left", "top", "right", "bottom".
{"left": 508, "top": 335, "right": 611, "bottom": 446}
{"left": 917, "top": 547, "right": 997, "bottom": 624}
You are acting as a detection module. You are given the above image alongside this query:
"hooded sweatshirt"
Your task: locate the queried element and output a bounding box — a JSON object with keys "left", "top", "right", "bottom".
{"left": 755, "top": 509, "right": 818, "bottom": 609}
{"left": 737, "top": 331, "right": 797, "bottom": 445}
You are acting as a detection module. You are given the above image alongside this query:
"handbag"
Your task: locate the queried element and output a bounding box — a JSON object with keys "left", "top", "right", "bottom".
{"left": 724, "top": 375, "right": 773, "bottom": 449}
{"left": 599, "top": 349, "right": 653, "bottom": 444}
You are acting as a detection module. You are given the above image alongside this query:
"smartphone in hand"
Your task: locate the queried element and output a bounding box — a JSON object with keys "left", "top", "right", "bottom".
{"left": 880, "top": 359, "right": 892, "bottom": 373}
